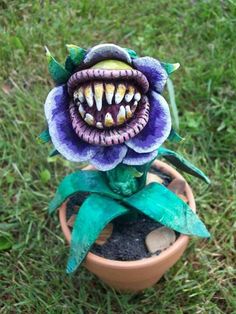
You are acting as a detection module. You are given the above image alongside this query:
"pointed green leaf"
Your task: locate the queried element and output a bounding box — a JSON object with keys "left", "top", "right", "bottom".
{"left": 124, "top": 183, "right": 210, "bottom": 238}
{"left": 167, "top": 78, "right": 179, "bottom": 131}
{"left": 66, "top": 194, "right": 128, "bottom": 273}
{"left": 124, "top": 48, "right": 138, "bottom": 59}
{"left": 38, "top": 129, "right": 51, "bottom": 144}
{"left": 45, "top": 46, "right": 70, "bottom": 84}
{"left": 168, "top": 128, "right": 184, "bottom": 143}
{"left": 66, "top": 44, "right": 86, "bottom": 66}
{"left": 64, "top": 55, "right": 75, "bottom": 73}
{"left": 161, "top": 62, "right": 180, "bottom": 75}
{"left": 48, "top": 170, "right": 122, "bottom": 214}
{"left": 158, "top": 147, "right": 211, "bottom": 184}
{"left": 49, "top": 148, "right": 59, "bottom": 157}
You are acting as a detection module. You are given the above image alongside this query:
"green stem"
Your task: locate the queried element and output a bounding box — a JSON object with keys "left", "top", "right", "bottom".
{"left": 106, "top": 163, "right": 151, "bottom": 197}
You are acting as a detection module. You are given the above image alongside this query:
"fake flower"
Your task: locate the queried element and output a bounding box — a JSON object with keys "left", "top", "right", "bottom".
{"left": 42, "top": 43, "right": 211, "bottom": 273}
{"left": 44, "top": 43, "right": 179, "bottom": 171}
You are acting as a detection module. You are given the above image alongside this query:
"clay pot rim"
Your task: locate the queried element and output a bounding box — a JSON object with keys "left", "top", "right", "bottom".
{"left": 59, "top": 160, "right": 196, "bottom": 269}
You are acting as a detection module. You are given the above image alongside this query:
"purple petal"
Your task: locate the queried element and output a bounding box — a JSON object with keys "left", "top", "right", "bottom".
{"left": 84, "top": 43, "right": 131, "bottom": 66}
{"left": 133, "top": 57, "right": 168, "bottom": 93}
{"left": 123, "top": 148, "right": 158, "bottom": 165}
{"left": 44, "top": 85, "right": 98, "bottom": 162}
{"left": 126, "top": 91, "right": 171, "bottom": 153}
{"left": 90, "top": 145, "right": 127, "bottom": 171}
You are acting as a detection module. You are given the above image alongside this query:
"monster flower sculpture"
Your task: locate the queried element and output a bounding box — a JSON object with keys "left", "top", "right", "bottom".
{"left": 41, "top": 43, "right": 210, "bottom": 273}
{"left": 44, "top": 44, "right": 173, "bottom": 170}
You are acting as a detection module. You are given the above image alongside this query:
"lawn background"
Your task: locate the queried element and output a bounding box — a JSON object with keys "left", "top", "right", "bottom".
{"left": 0, "top": 0, "right": 235, "bottom": 313}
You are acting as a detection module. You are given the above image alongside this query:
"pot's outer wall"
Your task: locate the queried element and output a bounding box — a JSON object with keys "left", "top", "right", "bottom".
{"left": 59, "top": 160, "right": 196, "bottom": 292}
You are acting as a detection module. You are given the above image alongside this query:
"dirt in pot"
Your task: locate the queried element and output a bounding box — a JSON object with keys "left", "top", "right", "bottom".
{"left": 66, "top": 168, "right": 181, "bottom": 261}
{"left": 91, "top": 213, "right": 179, "bottom": 261}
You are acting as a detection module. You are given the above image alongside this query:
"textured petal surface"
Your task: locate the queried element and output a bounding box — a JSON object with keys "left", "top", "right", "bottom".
{"left": 126, "top": 91, "right": 171, "bottom": 153}
{"left": 123, "top": 148, "right": 158, "bottom": 165}
{"left": 133, "top": 57, "right": 168, "bottom": 93}
{"left": 84, "top": 43, "right": 131, "bottom": 66}
{"left": 90, "top": 145, "right": 128, "bottom": 171}
{"left": 44, "top": 85, "right": 98, "bottom": 162}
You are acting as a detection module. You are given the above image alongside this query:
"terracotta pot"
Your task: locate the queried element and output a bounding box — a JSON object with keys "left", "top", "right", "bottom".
{"left": 59, "top": 160, "right": 196, "bottom": 292}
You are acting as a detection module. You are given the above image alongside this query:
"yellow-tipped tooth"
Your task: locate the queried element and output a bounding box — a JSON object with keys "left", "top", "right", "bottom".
{"left": 94, "top": 82, "right": 104, "bottom": 111}
{"left": 115, "top": 84, "right": 126, "bottom": 104}
{"left": 104, "top": 113, "right": 115, "bottom": 127}
{"left": 125, "top": 85, "right": 135, "bottom": 102}
{"left": 117, "top": 106, "right": 126, "bottom": 125}
{"left": 84, "top": 85, "right": 94, "bottom": 107}
{"left": 105, "top": 83, "right": 115, "bottom": 105}
{"left": 125, "top": 105, "right": 132, "bottom": 119}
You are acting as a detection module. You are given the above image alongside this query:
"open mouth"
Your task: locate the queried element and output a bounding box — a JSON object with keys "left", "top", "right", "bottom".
{"left": 67, "top": 61, "right": 150, "bottom": 146}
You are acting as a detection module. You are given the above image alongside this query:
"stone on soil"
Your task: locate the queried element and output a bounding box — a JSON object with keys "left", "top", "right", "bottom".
{"left": 145, "top": 227, "right": 176, "bottom": 254}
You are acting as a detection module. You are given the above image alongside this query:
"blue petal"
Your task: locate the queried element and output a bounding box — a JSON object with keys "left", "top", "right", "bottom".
{"left": 90, "top": 145, "right": 128, "bottom": 171}
{"left": 133, "top": 57, "right": 168, "bottom": 93}
{"left": 44, "top": 85, "right": 98, "bottom": 162}
{"left": 123, "top": 148, "right": 157, "bottom": 165}
{"left": 126, "top": 91, "right": 171, "bottom": 153}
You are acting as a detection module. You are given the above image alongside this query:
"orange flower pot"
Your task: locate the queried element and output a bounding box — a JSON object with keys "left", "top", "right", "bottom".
{"left": 59, "top": 160, "right": 196, "bottom": 292}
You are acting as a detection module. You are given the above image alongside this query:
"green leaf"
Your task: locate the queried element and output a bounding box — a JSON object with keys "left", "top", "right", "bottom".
{"left": 157, "top": 147, "right": 211, "bottom": 184}
{"left": 66, "top": 44, "right": 86, "bottom": 66}
{"left": 167, "top": 78, "right": 179, "bottom": 131}
{"left": 45, "top": 46, "right": 70, "bottom": 84}
{"left": 38, "top": 129, "right": 51, "bottom": 144}
{"left": 48, "top": 170, "right": 122, "bottom": 214}
{"left": 40, "top": 169, "right": 51, "bottom": 183}
{"left": 161, "top": 62, "right": 180, "bottom": 75}
{"left": 124, "top": 183, "right": 210, "bottom": 238}
{"left": 64, "top": 55, "right": 75, "bottom": 73}
{"left": 168, "top": 128, "right": 184, "bottom": 143}
{"left": 0, "top": 233, "right": 13, "bottom": 251}
{"left": 48, "top": 148, "right": 59, "bottom": 157}
{"left": 66, "top": 194, "right": 128, "bottom": 273}
{"left": 124, "top": 48, "right": 138, "bottom": 59}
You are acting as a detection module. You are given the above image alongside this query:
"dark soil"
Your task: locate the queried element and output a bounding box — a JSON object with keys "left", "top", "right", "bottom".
{"left": 91, "top": 213, "right": 163, "bottom": 260}
{"left": 66, "top": 167, "right": 178, "bottom": 261}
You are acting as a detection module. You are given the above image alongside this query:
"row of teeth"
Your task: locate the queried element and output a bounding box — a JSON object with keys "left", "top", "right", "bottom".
{"left": 74, "top": 83, "right": 141, "bottom": 111}
{"left": 78, "top": 101, "right": 138, "bottom": 129}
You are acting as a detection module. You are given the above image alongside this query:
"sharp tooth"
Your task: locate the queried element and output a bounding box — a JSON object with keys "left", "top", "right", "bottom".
{"left": 78, "top": 87, "right": 84, "bottom": 102}
{"left": 115, "top": 84, "right": 126, "bottom": 104}
{"left": 125, "top": 105, "right": 132, "bottom": 119}
{"left": 84, "top": 113, "right": 94, "bottom": 126}
{"left": 117, "top": 106, "right": 126, "bottom": 125}
{"left": 105, "top": 83, "right": 115, "bottom": 105}
{"left": 78, "top": 104, "right": 86, "bottom": 118}
{"left": 84, "top": 85, "right": 93, "bottom": 107}
{"left": 96, "top": 122, "right": 104, "bottom": 129}
{"left": 125, "top": 85, "right": 135, "bottom": 102}
{"left": 134, "top": 92, "right": 141, "bottom": 102}
{"left": 94, "top": 82, "right": 103, "bottom": 111}
{"left": 104, "top": 112, "right": 114, "bottom": 127}
{"left": 133, "top": 100, "right": 138, "bottom": 109}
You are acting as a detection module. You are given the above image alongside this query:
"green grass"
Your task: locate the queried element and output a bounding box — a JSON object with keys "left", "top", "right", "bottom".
{"left": 0, "top": 0, "right": 236, "bottom": 313}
